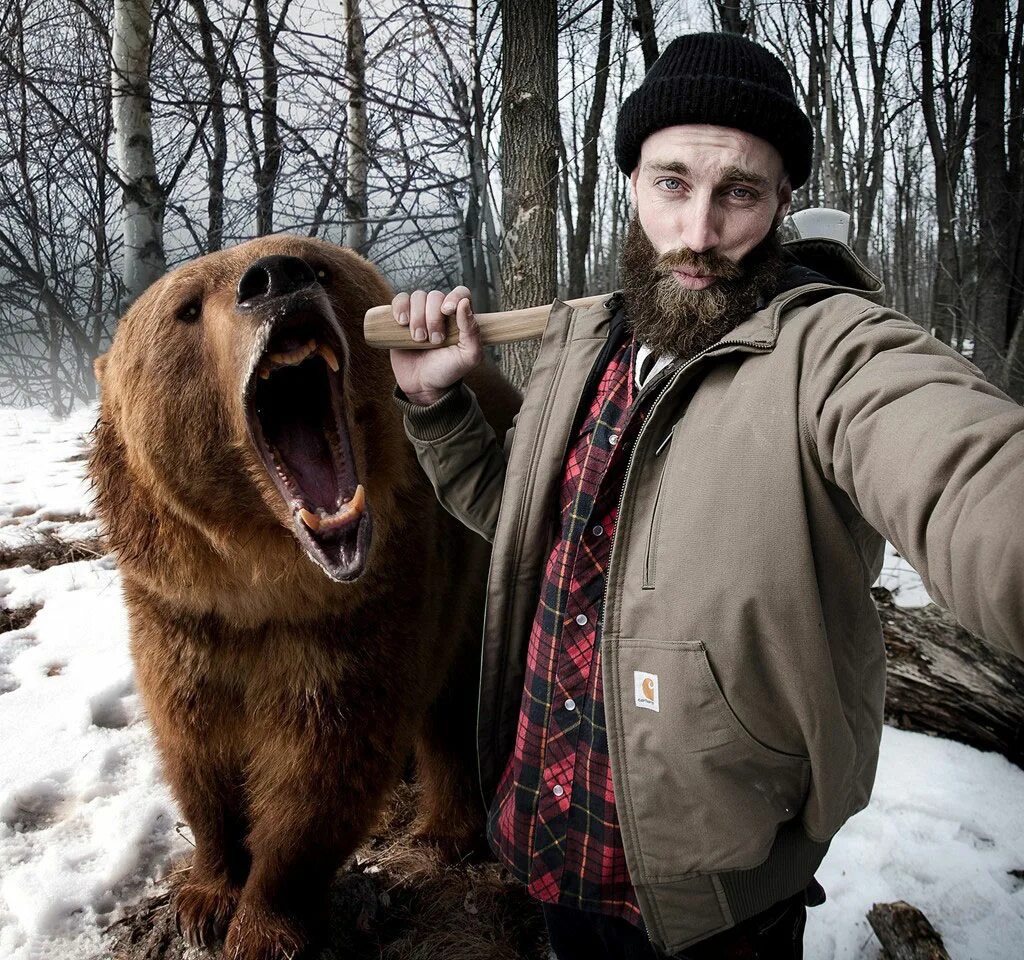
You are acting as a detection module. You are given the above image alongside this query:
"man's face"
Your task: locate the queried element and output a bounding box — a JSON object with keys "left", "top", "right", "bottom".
{"left": 629, "top": 124, "right": 792, "bottom": 281}
{"left": 621, "top": 124, "right": 793, "bottom": 360}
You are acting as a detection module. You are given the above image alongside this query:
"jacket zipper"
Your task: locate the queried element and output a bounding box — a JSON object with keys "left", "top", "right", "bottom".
{"left": 600, "top": 338, "right": 772, "bottom": 640}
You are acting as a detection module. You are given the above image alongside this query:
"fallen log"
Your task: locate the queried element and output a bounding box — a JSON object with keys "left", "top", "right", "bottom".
{"left": 875, "top": 587, "right": 1024, "bottom": 769}
{"left": 867, "top": 900, "right": 951, "bottom": 959}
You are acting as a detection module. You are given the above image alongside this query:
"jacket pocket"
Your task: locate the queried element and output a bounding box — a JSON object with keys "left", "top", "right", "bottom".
{"left": 642, "top": 425, "right": 674, "bottom": 589}
{"left": 607, "top": 638, "right": 810, "bottom": 883}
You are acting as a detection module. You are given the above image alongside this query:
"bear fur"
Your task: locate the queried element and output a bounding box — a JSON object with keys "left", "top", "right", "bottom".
{"left": 89, "top": 235, "right": 520, "bottom": 960}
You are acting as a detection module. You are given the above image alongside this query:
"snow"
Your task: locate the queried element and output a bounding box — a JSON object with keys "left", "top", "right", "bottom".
{"left": 1, "top": 403, "right": 1021, "bottom": 959}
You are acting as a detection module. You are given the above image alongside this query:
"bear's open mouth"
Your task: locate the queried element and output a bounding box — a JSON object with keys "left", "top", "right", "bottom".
{"left": 244, "top": 319, "right": 371, "bottom": 582}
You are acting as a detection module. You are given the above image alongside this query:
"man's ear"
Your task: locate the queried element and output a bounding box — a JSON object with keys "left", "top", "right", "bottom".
{"left": 93, "top": 352, "right": 108, "bottom": 384}
{"left": 775, "top": 176, "right": 793, "bottom": 225}
{"left": 630, "top": 168, "right": 639, "bottom": 209}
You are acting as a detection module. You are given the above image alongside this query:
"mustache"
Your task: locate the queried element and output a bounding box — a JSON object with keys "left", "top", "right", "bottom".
{"left": 656, "top": 247, "right": 742, "bottom": 280}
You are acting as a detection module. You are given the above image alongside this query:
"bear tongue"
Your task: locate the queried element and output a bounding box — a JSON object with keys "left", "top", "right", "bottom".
{"left": 271, "top": 418, "right": 343, "bottom": 512}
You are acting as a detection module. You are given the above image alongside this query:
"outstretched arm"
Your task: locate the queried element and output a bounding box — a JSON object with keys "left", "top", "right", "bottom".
{"left": 801, "top": 303, "right": 1024, "bottom": 656}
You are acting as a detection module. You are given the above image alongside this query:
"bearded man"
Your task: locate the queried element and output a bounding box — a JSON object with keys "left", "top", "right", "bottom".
{"left": 388, "top": 32, "right": 1024, "bottom": 960}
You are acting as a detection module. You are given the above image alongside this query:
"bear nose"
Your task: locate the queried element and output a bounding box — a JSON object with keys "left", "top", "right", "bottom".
{"left": 237, "top": 255, "right": 317, "bottom": 306}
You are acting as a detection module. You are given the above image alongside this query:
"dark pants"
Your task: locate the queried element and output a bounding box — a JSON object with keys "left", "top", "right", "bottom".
{"left": 543, "top": 879, "right": 824, "bottom": 960}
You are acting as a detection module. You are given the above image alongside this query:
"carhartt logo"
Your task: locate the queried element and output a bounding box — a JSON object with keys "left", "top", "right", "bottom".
{"left": 634, "top": 671, "right": 659, "bottom": 712}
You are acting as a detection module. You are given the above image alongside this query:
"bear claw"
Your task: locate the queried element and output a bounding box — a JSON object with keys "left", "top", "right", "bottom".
{"left": 224, "top": 901, "right": 307, "bottom": 960}
{"left": 174, "top": 878, "right": 240, "bottom": 950}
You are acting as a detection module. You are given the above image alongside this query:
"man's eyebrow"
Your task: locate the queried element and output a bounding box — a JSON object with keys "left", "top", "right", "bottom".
{"left": 642, "top": 160, "right": 771, "bottom": 189}
{"left": 643, "top": 160, "right": 691, "bottom": 177}
{"left": 718, "top": 165, "right": 770, "bottom": 189}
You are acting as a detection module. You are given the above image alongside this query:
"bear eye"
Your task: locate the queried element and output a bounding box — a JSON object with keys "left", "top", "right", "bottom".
{"left": 177, "top": 299, "right": 202, "bottom": 323}
{"left": 315, "top": 266, "right": 330, "bottom": 281}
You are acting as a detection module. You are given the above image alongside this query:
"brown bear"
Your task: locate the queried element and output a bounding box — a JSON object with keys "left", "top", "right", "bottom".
{"left": 88, "top": 235, "right": 520, "bottom": 960}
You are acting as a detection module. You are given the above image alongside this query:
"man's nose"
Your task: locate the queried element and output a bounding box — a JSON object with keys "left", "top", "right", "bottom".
{"left": 236, "top": 255, "right": 317, "bottom": 307}
{"left": 679, "top": 197, "right": 720, "bottom": 254}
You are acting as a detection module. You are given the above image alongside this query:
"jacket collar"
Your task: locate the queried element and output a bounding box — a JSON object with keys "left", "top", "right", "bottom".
{"left": 726, "top": 237, "right": 883, "bottom": 347}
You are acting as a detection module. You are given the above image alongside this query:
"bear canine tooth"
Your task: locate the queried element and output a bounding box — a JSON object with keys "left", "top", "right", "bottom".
{"left": 318, "top": 343, "right": 340, "bottom": 372}
{"left": 268, "top": 342, "right": 316, "bottom": 369}
{"left": 318, "top": 485, "right": 366, "bottom": 530}
{"left": 299, "top": 508, "right": 321, "bottom": 531}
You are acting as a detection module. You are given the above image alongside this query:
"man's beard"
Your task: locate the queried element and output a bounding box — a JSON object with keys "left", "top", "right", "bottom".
{"left": 620, "top": 214, "right": 787, "bottom": 361}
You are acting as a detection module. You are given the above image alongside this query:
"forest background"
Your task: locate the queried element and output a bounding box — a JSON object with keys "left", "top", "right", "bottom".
{"left": 0, "top": 0, "right": 1020, "bottom": 407}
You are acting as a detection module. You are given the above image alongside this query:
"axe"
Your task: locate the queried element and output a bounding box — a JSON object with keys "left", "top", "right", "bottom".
{"left": 362, "top": 295, "right": 607, "bottom": 349}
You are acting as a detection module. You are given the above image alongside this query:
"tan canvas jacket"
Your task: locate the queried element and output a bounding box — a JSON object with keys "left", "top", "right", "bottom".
{"left": 392, "top": 238, "right": 1024, "bottom": 953}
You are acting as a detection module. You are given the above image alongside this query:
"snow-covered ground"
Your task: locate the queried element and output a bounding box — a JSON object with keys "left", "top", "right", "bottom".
{"left": 0, "top": 403, "right": 1021, "bottom": 959}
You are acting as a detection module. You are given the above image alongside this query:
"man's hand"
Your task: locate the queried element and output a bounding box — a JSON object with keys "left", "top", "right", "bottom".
{"left": 389, "top": 286, "right": 483, "bottom": 405}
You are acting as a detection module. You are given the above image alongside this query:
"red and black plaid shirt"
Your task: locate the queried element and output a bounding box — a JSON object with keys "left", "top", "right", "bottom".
{"left": 487, "top": 332, "right": 660, "bottom": 926}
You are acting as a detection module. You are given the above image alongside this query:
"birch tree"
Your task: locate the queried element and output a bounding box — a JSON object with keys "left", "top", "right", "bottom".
{"left": 111, "top": 0, "right": 166, "bottom": 301}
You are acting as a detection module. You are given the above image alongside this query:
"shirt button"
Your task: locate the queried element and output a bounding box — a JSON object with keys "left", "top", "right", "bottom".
{"left": 553, "top": 784, "right": 565, "bottom": 798}
{"left": 592, "top": 524, "right": 604, "bottom": 536}
{"left": 575, "top": 613, "right": 588, "bottom": 626}
{"left": 608, "top": 433, "right": 619, "bottom": 446}
{"left": 565, "top": 698, "right": 576, "bottom": 711}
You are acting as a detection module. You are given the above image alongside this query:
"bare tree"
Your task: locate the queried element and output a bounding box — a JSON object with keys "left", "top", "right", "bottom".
{"left": 712, "top": 0, "right": 749, "bottom": 33}
{"left": 632, "top": 0, "right": 660, "bottom": 70}
{"left": 499, "top": 0, "right": 559, "bottom": 388}
{"left": 969, "top": 0, "right": 1024, "bottom": 396}
{"left": 919, "top": 0, "right": 974, "bottom": 345}
{"left": 251, "top": 0, "right": 285, "bottom": 235}
{"left": 566, "top": 0, "right": 614, "bottom": 298}
{"left": 343, "top": 0, "right": 368, "bottom": 251}
{"left": 112, "top": 0, "right": 167, "bottom": 300}
{"left": 182, "top": 0, "right": 231, "bottom": 252}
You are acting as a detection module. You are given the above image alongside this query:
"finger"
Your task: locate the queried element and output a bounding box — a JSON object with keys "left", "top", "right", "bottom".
{"left": 441, "top": 286, "right": 472, "bottom": 316}
{"left": 391, "top": 292, "right": 410, "bottom": 325}
{"left": 409, "top": 289, "right": 427, "bottom": 342}
{"left": 455, "top": 298, "right": 482, "bottom": 363}
{"left": 425, "top": 290, "right": 447, "bottom": 344}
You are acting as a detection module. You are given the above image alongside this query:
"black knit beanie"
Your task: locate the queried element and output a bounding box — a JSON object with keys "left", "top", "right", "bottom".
{"left": 614, "top": 32, "right": 813, "bottom": 188}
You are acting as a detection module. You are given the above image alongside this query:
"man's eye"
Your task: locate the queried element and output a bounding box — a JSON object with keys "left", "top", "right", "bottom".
{"left": 730, "top": 187, "right": 755, "bottom": 200}
{"left": 660, "top": 178, "right": 681, "bottom": 191}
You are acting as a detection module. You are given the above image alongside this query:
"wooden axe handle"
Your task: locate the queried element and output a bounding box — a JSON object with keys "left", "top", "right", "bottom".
{"left": 363, "top": 294, "right": 608, "bottom": 349}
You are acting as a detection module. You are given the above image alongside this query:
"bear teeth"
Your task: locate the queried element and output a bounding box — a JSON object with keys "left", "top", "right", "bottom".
{"left": 298, "top": 485, "right": 365, "bottom": 533}
{"left": 318, "top": 343, "right": 339, "bottom": 372}
{"left": 257, "top": 340, "right": 339, "bottom": 379}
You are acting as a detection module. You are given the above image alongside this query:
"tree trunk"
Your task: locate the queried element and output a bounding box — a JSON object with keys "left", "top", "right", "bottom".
{"left": 969, "top": 0, "right": 1015, "bottom": 388}
{"left": 567, "top": 0, "right": 613, "bottom": 298}
{"left": 344, "top": 0, "right": 368, "bottom": 252}
{"left": 632, "top": 0, "right": 659, "bottom": 70}
{"left": 111, "top": 0, "right": 166, "bottom": 302}
{"left": 499, "top": 0, "right": 559, "bottom": 389}
{"left": 714, "top": 0, "right": 749, "bottom": 34}
{"left": 253, "top": 0, "right": 282, "bottom": 236}
{"left": 186, "top": 0, "right": 227, "bottom": 252}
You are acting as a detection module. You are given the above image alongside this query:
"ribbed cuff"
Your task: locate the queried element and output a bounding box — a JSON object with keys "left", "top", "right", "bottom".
{"left": 392, "top": 381, "right": 475, "bottom": 441}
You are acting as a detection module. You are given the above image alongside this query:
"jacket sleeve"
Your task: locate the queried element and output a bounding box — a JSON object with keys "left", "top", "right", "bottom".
{"left": 392, "top": 381, "right": 517, "bottom": 543}
{"left": 800, "top": 302, "right": 1024, "bottom": 657}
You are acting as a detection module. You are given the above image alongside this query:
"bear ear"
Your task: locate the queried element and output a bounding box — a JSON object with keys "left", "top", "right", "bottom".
{"left": 93, "top": 352, "right": 108, "bottom": 384}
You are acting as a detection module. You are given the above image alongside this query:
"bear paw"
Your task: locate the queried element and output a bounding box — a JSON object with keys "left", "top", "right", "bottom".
{"left": 174, "top": 877, "right": 240, "bottom": 949}
{"left": 223, "top": 901, "right": 307, "bottom": 960}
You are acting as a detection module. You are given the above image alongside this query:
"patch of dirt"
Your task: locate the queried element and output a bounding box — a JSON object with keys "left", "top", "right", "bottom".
{"left": 0, "top": 602, "right": 43, "bottom": 633}
{"left": 0, "top": 531, "right": 106, "bottom": 571}
{"left": 103, "top": 784, "right": 547, "bottom": 960}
